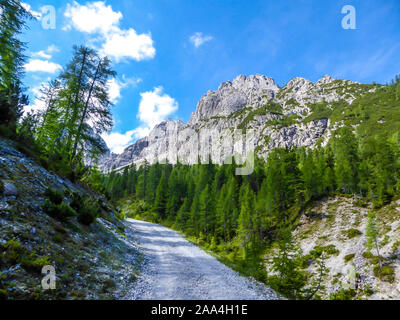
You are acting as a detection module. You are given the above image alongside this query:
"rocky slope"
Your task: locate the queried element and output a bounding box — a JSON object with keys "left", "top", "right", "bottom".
{"left": 0, "top": 139, "right": 142, "bottom": 299}
{"left": 99, "top": 74, "right": 377, "bottom": 172}
{"left": 264, "top": 195, "right": 400, "bottom": 300}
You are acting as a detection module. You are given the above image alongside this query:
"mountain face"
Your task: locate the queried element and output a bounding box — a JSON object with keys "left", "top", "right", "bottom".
{"left": 99, "top": 74, "right": 377, "bottom": 172}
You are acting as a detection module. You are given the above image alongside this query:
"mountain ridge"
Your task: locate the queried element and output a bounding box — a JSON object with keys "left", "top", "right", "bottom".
{"left": 99, "top": 74, "right": 377, "bottom": 172}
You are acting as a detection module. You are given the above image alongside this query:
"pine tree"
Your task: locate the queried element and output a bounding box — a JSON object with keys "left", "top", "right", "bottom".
{"left": 269, "top": 228, "right": 307, "bottom": 299}
{"left": 237, "top": 184, "right": 255, "bottom": 258}
{"left": 366, "top": 211, "right": 382, "bottom": 269}
{"left": 0, "top": 0, "right": 31, "bottom": 135}
{"left": 198, "top": 185, "right": 214, "bottom": 238}
{"left": 153, "top": 171, "right": 168, "bottom": 219}
{"left": 333, "top": 127, "right": 359, "bottom": 194}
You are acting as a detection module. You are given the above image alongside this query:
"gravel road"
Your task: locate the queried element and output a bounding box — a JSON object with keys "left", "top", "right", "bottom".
{"left": 123, "top": 219, "right": 279, "bottom": 300}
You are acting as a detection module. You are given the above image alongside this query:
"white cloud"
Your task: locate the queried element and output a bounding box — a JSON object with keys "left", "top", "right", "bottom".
{"left": 32, "top": 50, "right": 52, "bottom": 59}
{"left": 102, "top": 87, "right": 178, "bottom": 153}
{"left": 107, "top": 76, "right": 142, "bottom": 103}
{"left": 46, "top": 45, "right": 60, "bottom": 53}
{"left": 24, "top": 59, "right": 62, "bottom": 73}
{"left": 101, "top": 130, "right": 136, "bottom": 154}
{"left": 21, "top": 2, "right": 42, "bottom": 19}
{"left": 136, "top": 86, "right": 178, "bottom": 135}
{"left": 64, "top": 1, "right": 155, "bottom": 62}
{"left": 31, "top": 45, "right": 59, "bottom": 60}
{"left": 64, "top": 1, "right": 122, "bottom": 34}
{"left": 101, "top": 29, "right": 155, "bottom": 62}
{"left": 107, "top": 78, "right": 122, "bottom": 103}
{"left": 190, "top": 32, "right": 213, "bottom": 48}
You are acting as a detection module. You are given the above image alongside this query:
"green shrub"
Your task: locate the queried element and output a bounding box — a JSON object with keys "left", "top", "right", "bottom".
{"left": 354, "top": 199, "right": 368, "bottom": 208}
{"left": 1, "top": 239, "right": 23, "bottom": 264}
{"left": 329, "top": 288, "right": 357, "bottom": 300}
{"left": 44, "top": 188, "right": 64, "bottom": 205}
{"left": 1, "top": 239, "right": 50, "bottom": 273}
{"left": 310, "top": 244, "right": 340, "bottom": 258}
{"left": 362, "top": 251, "right": 380, "bottom": 265}
{"left": 44, "top": 200, "right": 77, "bottom": 222}
{"left": 344, "top": 253, "right": 355, "bottom": 263}
{"left": 70, "top": 192, "right": 84, "bottom": 212}
{"left": 77, "top": 199, "right": 99, "bottom": 225}
{"left": 344, "top": 229, "right": 362, "bottom": 239}
{"left": 363, "top": 284, "right": 374, "bottom": 297}
{"left": 20, "top": 252, "right": 51, "bottom": 272}
{"left": 373, "top": 265, "right": 395, "bottom": 283}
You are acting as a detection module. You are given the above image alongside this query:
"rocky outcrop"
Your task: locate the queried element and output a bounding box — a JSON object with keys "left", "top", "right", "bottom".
{"left": 99, "top": 74, "right": 372, "bottom": 172}
{"left": 188, "top": 74, "right": 280, "bottom": 125}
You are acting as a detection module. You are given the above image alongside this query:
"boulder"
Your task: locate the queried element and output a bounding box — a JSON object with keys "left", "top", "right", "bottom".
{"left": 3, "top": 182, "right": 18, "bottom": 197}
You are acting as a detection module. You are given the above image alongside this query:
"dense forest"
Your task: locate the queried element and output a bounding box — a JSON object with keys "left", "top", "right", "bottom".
{"left": 102, "top": 80, "right": 400, "bottom": 298}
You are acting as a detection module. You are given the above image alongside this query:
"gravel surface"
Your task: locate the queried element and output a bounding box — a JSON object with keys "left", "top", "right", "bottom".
{"left": 123, "top": 219, "right": 279, "bottom": 300}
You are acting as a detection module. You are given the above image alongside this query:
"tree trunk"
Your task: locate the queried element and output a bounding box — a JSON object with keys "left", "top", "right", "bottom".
{"left": 71, "top": 58, "right": 101, "bottom": 162}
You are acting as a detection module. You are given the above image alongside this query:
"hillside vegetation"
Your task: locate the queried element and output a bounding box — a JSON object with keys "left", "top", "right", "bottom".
{"left": 103, "top": 78, "right": 400, "bottom": 300}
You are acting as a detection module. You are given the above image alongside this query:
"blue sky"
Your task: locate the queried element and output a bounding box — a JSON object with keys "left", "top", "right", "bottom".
{"left": 20, "top": 0, "right": 400, "bottom": 153}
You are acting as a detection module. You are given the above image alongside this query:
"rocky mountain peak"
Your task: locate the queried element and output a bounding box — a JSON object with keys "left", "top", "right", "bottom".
{"left": 285, "top": 77, "right": 312, "bottom": 91}
{"left": 188, "top": 74, "right": 280, "bottom": 125}
{"left": 99, "top": 73, "right": 374, "bottom": 172}
{"left": 317, "top": 74, "right": 334, "bottom": 85}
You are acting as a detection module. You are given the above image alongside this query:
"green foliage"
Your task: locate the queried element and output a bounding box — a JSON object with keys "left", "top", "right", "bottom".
{"left": 43, "top": 188, "right": 99, "bottom": 225}
{"left": 85, "top": 166, "right": 106, "bottom": 194}
{"left": 0, "top": 180, "right": 4, "bottom": 194}
{"left": 373, "top": 265, "right": 395, "bottom": 283}
{"left": 44, "top": 188, "right": 64, "bottom": 205}
{"left": 266, "top": 114, "right": 300, "bottom": 128}
{"left": 354, "top": 199, "right": 368, "bottom": 208}
{"left": 344, "top": 229, "right": 362, "bottom": 239}
{"left": 0, "top": 44, "right": 116, "bottom": 182}
{"left": 302, "top": 101, "right": 332, "bottom": 123}
{"left": 78, "top": 199, "right": 100, "bottom": 225}
{"left": 0, "top": 0, "right": 31, "bottom": 136}
{"left": 43, "top": 200, "right": 77, "bottom": 222}
{"left": 329, "top": 287, "right": 357, "bottom": 300}
{"left": 362, "top": 251, "right": 380, "bottom": 265}
{"left": 344, "top": 254, "right": 355, "bottom": 263}
{"left": 238, "top": 102, "right": 283, "bottom": 129}
{"left": 308, "top": 245, "right": 340, "bottom": 258}
{"left": 268, "top": 230, "right": 308, "bottom": 299}
{"left": 70, "top": 192, "right": 84, "bottom": 212}
{"left": 1, "top": 239, "right": 50, "bottom": 273}
{"left": 363, "top": 284, "right": 374, "bottom": 297}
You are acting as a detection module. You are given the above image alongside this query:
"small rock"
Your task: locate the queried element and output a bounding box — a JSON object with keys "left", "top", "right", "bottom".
{"left": 0, "top": 200, "right": 8, "bottom": 210}
{"left": 3, "top": 182, "right": 18, "bottom": 197}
